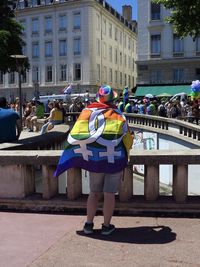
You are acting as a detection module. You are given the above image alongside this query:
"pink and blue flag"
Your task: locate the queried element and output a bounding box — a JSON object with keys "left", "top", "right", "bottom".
{"left": 63, "top": 84, "right": 72, "bottom": 94}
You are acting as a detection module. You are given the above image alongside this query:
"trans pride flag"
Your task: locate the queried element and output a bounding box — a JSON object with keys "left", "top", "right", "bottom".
{"left": 54, "top": 102, "right": 133, "bottom": 177}
{"left": 62, "top": 84, "right": 72, "bottom": 94}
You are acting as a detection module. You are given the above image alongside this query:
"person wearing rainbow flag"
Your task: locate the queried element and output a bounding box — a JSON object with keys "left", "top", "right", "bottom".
{"left": 54, "top": 85, "right": 133, "bottom": 235}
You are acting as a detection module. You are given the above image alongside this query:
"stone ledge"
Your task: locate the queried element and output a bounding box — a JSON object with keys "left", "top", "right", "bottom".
{"left": 0, "top": 124, "right": 69, "bottom": 150}
{"left": 129, "top": 123, "right": 200, "bottom": 148}
{"left": 126, "top": 113, "right": 200, "bottom": 130}
{"left": 0, "top": 149, "right": 200, "bottom": 165}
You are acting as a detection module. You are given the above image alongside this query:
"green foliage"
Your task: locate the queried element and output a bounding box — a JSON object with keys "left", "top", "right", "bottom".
{"left": 0, "top": 0, "right": 29, "bottom": 73}
{"left": 153, "top": 0, "right": 200, "bottom": 39}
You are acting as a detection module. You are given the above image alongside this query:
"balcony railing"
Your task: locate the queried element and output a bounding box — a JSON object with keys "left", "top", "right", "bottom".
{"left": 0, "top": 149, "right": 200, "bottom": 214}
{"left": 0, "top": 115, "right": 199, "bottom": 215}
{"left": 124, "top": 113, "right": 200, "bottom": 143}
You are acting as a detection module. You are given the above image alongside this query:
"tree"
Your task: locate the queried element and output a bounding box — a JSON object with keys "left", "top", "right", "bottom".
{"left": 154, "top": 0, "right": 200, "bottom": 39}
{"left": 0, "top": 0, "right": 28, "bottom": 73}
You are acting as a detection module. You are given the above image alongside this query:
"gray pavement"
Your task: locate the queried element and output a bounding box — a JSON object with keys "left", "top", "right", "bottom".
{"left": 9, "top": 130, "right": 199, "bottom": 266}
{"left": 1, "top": 212, "right": 200, "bottom": 267}
{"left": 19, "top": 129, "right": 40, "bottom": 139}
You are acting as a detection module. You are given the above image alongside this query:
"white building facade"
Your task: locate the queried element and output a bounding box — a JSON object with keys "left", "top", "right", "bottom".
{"left": 137, "top": 0, "right": 200, "bottom": 85}
{"left": 0, "top": 0, "right": 137, "bottom": 101}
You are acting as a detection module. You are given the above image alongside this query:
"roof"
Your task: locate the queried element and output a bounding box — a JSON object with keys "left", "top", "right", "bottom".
{"left": 135, "top": 85, "right": 191, "bottom": 97}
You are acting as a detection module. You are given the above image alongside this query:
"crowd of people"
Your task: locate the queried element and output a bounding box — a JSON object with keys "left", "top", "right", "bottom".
{"left": 1, "top": 90, "right": 200, "bottom": 143}
{"left": 6, "top": 96, "right": 86, "bottom": 134}
{"left": 116, "top": 96, "right": 200, "bottom": 125}
{"left": 18, "top": 95, "right": 200, "bottom": 127}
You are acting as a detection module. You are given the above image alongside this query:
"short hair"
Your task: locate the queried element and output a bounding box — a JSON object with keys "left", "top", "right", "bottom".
{"left": 0, "top": 97, "right": 7, "bottom": 108}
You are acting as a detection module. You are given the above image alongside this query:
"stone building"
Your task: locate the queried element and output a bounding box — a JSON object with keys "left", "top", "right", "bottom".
{"left": 0, "top": 0, "right": 137, "bottom": 101}
{"left": 137, "top": 0, "right": 200, "bottom": 89}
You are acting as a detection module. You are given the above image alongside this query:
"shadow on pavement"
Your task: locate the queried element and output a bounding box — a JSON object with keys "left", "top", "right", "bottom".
{"left": 76, "top": 225, "right": 176, "bottom": 244}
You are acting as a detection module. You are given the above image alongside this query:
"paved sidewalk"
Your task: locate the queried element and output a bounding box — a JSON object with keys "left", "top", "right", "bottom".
{"left": 19, "top": 129, "right": 40, "bottom": 139}
{"left": 1, "top": 212, "right": 200, "bottom": 267}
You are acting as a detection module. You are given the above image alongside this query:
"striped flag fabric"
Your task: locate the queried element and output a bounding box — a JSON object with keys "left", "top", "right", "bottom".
{"left": 54, "top": 102, "right": 133, "bottom": 177}
{"left": 63, "top": 84, "right": 72, "bottom": 94}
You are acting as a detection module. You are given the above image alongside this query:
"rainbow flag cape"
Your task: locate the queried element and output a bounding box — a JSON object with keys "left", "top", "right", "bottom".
{"left": 54, "top": 102, "right": 133, "bottom": 176}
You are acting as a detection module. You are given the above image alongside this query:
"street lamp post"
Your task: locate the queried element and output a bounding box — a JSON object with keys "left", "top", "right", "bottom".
{"left": 10, "top": 55, "right": 27, "bottom": 124}
{"left": 34, "top": 82, "right": 39, "bottom": 100}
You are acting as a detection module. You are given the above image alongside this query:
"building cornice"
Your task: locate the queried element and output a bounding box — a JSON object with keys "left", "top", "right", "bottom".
{"left": 136, "top": 56, "right": 200, "bottom": 65}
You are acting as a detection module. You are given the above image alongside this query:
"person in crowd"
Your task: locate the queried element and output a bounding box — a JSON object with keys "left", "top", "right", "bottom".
{"left": 68, "top": 98, "right": 85, "bottom": 121}
{"left": 45, "top": 100, "right": 50, "bottom": 113}
{"left": 184, "top": 101, "right": 193, "bottom": 122}
{"left": 47, "top": 101, "right": 54, "bottom": 112}
{"left": 22, "top": 102, "right": 32, "bottom": 127}
{"left": 192, "top": 99, "right": 200, "bottom": 125}
{"left": 68, "top": 101, "right": 75, "bottom": 113}
{"left": 14, "top": 97, "right": 20, "bottom": 114}
{"left": 117, "top": 99, "right": 124, "bottom": 112}
{"left": 124, "top": 100, "right": 133, "bottom": 113}
{"left": 9, "top": 102, "right": 15, "bottom": 111}
{"left": 176, "top": 101, "right": 182, "bottom": 116}
{"left": 138, "top": 100, "right": 146, "bottom": 114}
{"left": 0, "top": 97, "right": 22, "bottom": 143}
{"left": 29, "top": 100, "right": 45, "bottom": 131}
{"left": 171, "top": 103, "right": 181, "bottom": 118}
{"left": 54, "top": 85, "right": 133, "bottom": 235}
{"left": 180, "top": 98, "right": 185, "bottom": 108}
{"left": 146, "top": 101, "right": 156, "bottom": 115}
{"left": 158, "top": 101, "right": 167, "bottom": 117}
{"left": 26, "top": 100, "right": 45, "bottom": 132}
{"left": 75, "top": 100, "right": 85, "bottom": 112}
{"left": 166, "top": 100, "right": 173, "bottom": 118}
{"left": 25, "top": 103, "right": 37, "bottom": 132}
{"left": 180, "top": 99, "right": 187, "bottom": 118}
{"left": 132, "top": 100, "right": 139, "bottom": 113}
{"left": 84, "top": 98, "right": 91, "bottom": 107}
{"left": 40, "top": 100, "right": 63, "bottom": 134}
{"left": 58, "top": 101, "right": 66, "bottom": 123}
{"left": 84, "top": 90, "right": 90, "bottom": 103}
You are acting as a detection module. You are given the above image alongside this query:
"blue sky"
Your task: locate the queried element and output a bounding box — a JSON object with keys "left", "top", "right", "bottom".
{"left": 106, "top": 0, "right": 138, "bottom": 20}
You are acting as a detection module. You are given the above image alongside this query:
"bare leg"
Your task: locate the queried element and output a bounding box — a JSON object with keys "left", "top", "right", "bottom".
{"left": 26, "top": 117, "right": 31, "bottom": 129}
{"left": 47, "top": 122, "right": 54, "bottom": 131}
{"left": 103, "top": 192, "right": 115, "bottom": 226}
{"left": 86, "top": 192, "right": 101, "bottom": 222}
{"left": 30, "top": 119, "right": 34, "bottom": 131}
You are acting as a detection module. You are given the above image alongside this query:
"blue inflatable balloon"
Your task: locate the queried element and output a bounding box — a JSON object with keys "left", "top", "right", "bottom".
{"left": 191, "top": 80, "right": 200, "bottom": 92}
